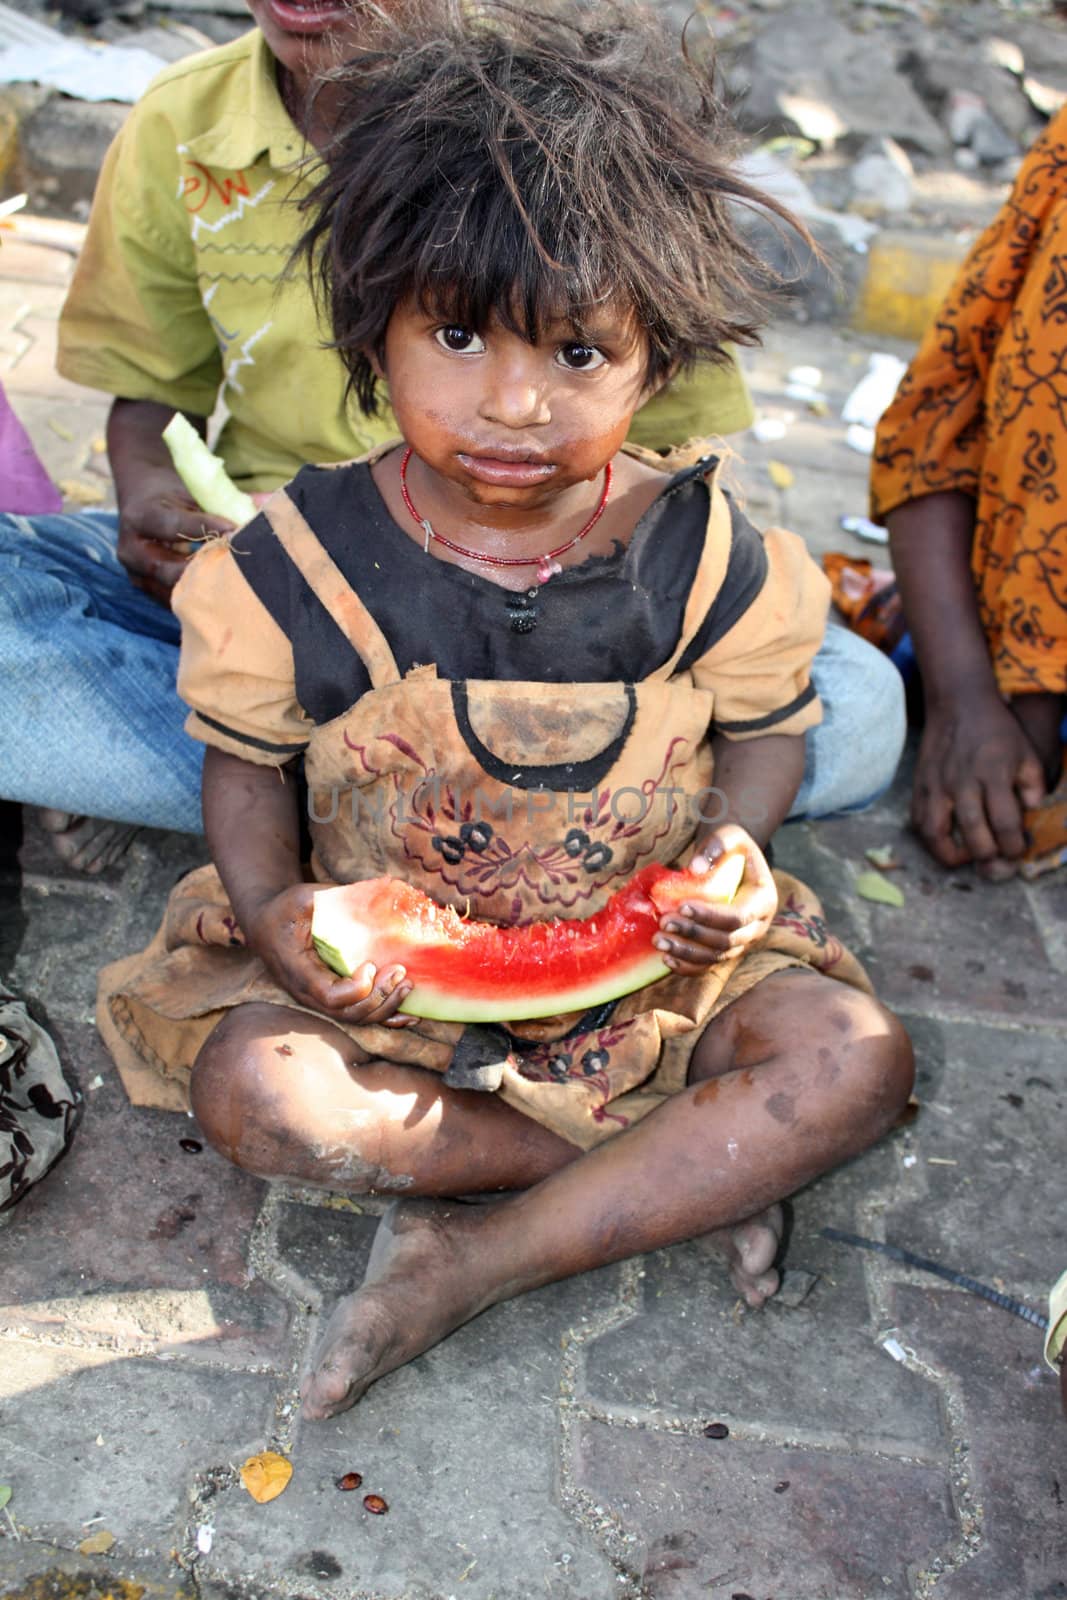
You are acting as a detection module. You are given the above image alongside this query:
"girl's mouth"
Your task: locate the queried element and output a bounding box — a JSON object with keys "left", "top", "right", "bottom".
{"left": 456, "top": 454, "right": 557, "bottom": 488}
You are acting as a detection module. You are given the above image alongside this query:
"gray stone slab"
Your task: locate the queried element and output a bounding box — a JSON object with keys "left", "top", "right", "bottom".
{"left": 8, "top": 876, "right": 127, "bottom": 1020}
{"left": 880, "top": 1014, "right": 1065, "bottom": 1290}
{"left": 0, "top": 1341, "right": 277, "bottom": 1550}
{"left": 574, "top": 1415, "right": 957, "bottom": 1599}
{"left": 0, "top": 1544, "right": 195, "bottom": 1600}
{"left": 272, "top": 1196, "right": 378, "bottom": 1306}
{"left": 580, "top": 1166, "right": 948, "bottom": 1462}
{"left": 796, "top": 792, "right": 1067, "bottom": 1027}
{"left": 201, "top": 1200, "right": 629, "bottom": 1598}
{"left": 889, "top": 1284, "right": 1067, "bottom": 1599}
{"left": 0, "top": 1024, "right": 292, "bottom": 1368}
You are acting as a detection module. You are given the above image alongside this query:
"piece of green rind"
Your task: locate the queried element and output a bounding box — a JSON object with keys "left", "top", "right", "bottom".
{"left": 161, "top": 412, "right": 257, "bottom": 526}
{"left": 312, "top": 924, "right": 669, "bottom": 1023}
{"left": 854, "top": 870, "right": 905, "bottom": 908}
{"left": 311, "top": 858, "right": 747, "bottom": 1024}
{"left": 313, "top": 932, "right": 355, "bottom": 979}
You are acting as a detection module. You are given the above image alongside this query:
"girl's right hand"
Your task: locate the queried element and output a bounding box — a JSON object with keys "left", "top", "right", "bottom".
{"left": 244, "top": 883, "right": 415, "bottom": 1027}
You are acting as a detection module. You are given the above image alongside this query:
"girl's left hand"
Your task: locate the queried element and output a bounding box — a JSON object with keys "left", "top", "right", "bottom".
{"left": 653, "top": 823, "right": 778, "bottom": 976}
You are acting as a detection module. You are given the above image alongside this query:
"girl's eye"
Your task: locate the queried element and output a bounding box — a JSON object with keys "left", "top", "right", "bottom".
{"left": 556, "top": 343, "right": 607, "bottom": 371}
{"left": 435, "top": 326, "right": 486, "bottom": 354}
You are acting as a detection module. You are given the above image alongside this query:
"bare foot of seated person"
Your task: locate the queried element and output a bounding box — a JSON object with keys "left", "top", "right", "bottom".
{"left": 38, "top": 809, "right": 140, "bottom": 874}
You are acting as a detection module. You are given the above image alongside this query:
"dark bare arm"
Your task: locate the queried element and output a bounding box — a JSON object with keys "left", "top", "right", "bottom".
{"left": 202, "top": 745, "right": 413, "bottom": 1025}
{"left": 887, "top": 491, "right": 1046, "bottom": 867}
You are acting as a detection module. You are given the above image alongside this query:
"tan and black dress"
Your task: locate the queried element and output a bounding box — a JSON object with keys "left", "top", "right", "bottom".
{"left": 98, "top": 444, "right": 871, "bottom": 1151}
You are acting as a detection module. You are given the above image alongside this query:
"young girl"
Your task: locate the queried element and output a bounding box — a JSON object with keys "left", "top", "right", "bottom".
{"left": 99, "top": 0, "right": 914, "bottom": 1422}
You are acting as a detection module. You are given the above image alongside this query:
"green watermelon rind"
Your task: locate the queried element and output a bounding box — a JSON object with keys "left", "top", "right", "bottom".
{"left": 310, "top": 855, "right": 745, "bottom": 1024}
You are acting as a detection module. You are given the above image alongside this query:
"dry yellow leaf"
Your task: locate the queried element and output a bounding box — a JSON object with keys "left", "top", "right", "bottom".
{"left": 78, "top": 1528, "right": 115, "bottom": 1554}
{"left": 239, "top": 1450, "right": 293, "bottom": 1504}
{"left": 59, "top": 478, "right": 107, "bottom": 507}
{"left": 767, "top": 459, "right": 794, "bottom": 489}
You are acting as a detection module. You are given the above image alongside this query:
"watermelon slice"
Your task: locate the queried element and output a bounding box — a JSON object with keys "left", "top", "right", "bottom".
{"left": 311, "top": 855, "right": 746, "bottom": 1023}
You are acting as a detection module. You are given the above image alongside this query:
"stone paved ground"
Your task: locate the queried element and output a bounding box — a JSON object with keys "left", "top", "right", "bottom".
{"left": 1, "top": 228, "right": 1066, "bottom": 1600}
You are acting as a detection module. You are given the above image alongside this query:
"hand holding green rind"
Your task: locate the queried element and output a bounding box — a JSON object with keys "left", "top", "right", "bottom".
{"left": 161, "top": 412, "right": 257, "bottom": 526}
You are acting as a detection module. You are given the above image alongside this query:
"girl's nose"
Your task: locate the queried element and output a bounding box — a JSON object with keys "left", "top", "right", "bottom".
{"left": 479, "top": 359, "right": 551, "bottom": 428}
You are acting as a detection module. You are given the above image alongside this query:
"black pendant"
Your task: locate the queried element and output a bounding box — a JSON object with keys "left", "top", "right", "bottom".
{"left": 505, "top": 587, "right": 539, "bottom": 634}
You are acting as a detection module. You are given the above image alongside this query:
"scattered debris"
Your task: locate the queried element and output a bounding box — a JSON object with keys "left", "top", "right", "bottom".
{"left": 844, "top": 423, "right": 877, "bottom": 455}
{"left": 78, "top": 1528, "right": 115, "bottom": 1555}
{"left": 821, "top": 1225, "right": 1050, "bottom": 1329}
{"left": 196, "top": 1525, "right": 213, "bottom": 1554}
{"left": 239, "top": 1450, "right": 293, "bottom": 1505}
{"left": 784, "top": 364, "right": 824, "bottom": 404}
{"left": 363, "top": 1493, "right": 389, "bottom": 1515}
{"left": 58, "top": 477, "right": 107, "bottom": 506}
{"left": 702, "top": 1421, "right": 730, "bottom": 1439}
{"left": 179, "top": 1137, "right": 202, "bottom": 1153}
{"left": 864, "top": 844, "right": 902, "bottom": 869}
{"left": 767, "top": 459, "right": 794, "bottom": 488}
{"left": 855, "top": 870, "right": 906, "bottom": 907}
{"left": 882, "top": 1336, "right": 909, "bottom": 1363}
{"left": 775, "top": 1267, "right": 819, "bottom": 1307}
{"left": 337, "top": 1471, "right": 363, "bottom": 1491}
{"left": 751, "top": 416, "right": 789, "bottom": 443}
{"left": 849, "top": 135, "right": 915, "bottom": 215}
{"left": 841, "top": 352, "right": 908, "bottom": 428}
{"left": 841, "top": 514, "right": 890, "bottom": 546}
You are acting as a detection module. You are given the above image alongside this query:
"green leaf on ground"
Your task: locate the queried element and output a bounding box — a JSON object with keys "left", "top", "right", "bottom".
{"left": 0, "top": 1486, "right": 11, "bottom": 1511}
{"left": 855, "top": 871, "right": 905, "bottom": 908}
{"left": 864, "top": 844, "right": 901, "bottom": 870}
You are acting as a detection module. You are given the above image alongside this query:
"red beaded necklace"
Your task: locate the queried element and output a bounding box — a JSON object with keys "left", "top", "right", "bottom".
{"left": 398, "top": 447, "right": 612, "bottom": 585}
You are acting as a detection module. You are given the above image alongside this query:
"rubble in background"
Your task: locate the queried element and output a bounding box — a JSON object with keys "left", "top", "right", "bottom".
{"left": 2, "top": 0, "right": 1067, "bottom": 309}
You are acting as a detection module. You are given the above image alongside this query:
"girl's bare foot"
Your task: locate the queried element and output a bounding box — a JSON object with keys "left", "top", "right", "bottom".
{"left": 300, "top": 1198, "right": 786, "bottom": 1421}
{"left": 301, "top": 1199, "right": 494, "bottom": 1420}
{"left": 38, "top": 809, "right": 140, "bottom": 874}
{"left": 705, "top": 1202, "right": 784, "bottom": 1307}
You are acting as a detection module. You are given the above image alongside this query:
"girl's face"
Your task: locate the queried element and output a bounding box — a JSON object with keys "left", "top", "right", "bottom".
{"left": 379, "top": 296, "right": 658, "bottom": 514}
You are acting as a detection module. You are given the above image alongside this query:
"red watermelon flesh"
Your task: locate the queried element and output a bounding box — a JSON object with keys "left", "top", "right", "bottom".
{"left": 310, "top": 855, "right": 746, "bottom": 1023}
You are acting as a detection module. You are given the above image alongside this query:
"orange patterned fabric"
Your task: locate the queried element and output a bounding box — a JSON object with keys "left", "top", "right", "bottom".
{"left": 870, "top": 108, "right": 1067, "bottom": 698}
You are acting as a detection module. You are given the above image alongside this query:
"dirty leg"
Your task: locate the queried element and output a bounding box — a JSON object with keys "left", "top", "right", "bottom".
{"left": 290, "top": 971, "right": 914, "bottom": 1419}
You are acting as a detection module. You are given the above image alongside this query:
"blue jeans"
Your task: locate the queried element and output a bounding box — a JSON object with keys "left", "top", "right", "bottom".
{"left": 0, "top": 512, "right": 904, "bottom": 832}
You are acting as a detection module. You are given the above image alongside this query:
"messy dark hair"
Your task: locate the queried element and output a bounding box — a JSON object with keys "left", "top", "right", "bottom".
{"left": 296, "top": 0, "right": 813, "bottom": 416}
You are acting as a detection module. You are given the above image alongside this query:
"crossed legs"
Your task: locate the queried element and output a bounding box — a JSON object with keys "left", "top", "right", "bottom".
{"left": 191, "top": 970, "right": 914, "bottom": 1420}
